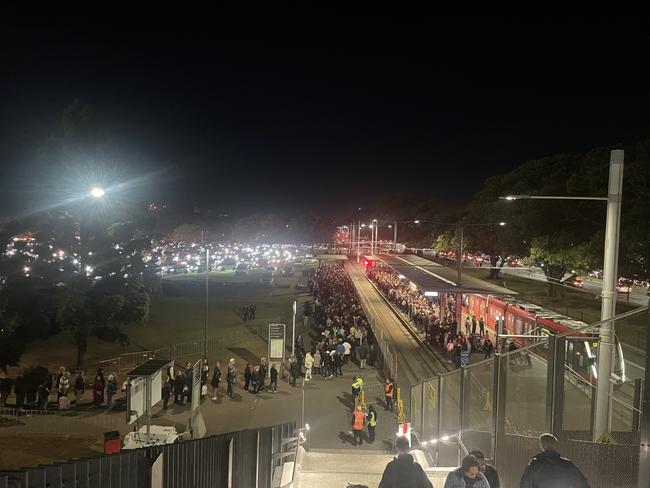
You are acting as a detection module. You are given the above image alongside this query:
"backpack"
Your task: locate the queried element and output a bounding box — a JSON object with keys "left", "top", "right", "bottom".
{"left": 446, "top": 342, "right": 454, "bottom": 352}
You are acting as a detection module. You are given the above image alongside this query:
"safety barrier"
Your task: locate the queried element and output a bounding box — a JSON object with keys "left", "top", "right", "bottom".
{"left": 0, "top": 421, "right": 298, "bottom": 488}
{"left": 409, "top": 306, "right": 649, "bottom": 488}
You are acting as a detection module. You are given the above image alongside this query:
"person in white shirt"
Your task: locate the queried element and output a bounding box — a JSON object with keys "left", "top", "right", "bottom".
{"left": 342, "top": 341, "right": 352, "bottom": 364}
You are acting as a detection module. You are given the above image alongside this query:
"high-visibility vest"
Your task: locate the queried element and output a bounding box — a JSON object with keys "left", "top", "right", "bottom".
{"left": 368, "top": 411, "right": 377, "bottom": 427}
{"left": 353, "top": 410, "right": 365, "bottom": 430}
{"left": 352, "top": 378, "right": 363, "bottom": 390}
{"left": 384, "top": 382, "right": 394, "bottom": 397}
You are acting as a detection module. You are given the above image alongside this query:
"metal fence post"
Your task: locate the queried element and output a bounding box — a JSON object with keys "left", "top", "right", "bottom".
{"left": 436, "top": 374, "right": 443, "bottom": 466}
{"left": 459, "top": 366, "right": 466, "bottom": 464}
{"left": 492, "top": 353, "right": 507, "bottom": 468}
{"left": 545, "top": 334, "right": 566, "bottom": 435}
{"left": 420, "top": 381, "right": 426, "bottom": 443}
{"left": 637, "top": 306, "right": 650, "bottom": 488}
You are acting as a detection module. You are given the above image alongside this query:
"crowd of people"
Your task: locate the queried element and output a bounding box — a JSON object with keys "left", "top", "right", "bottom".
{"left": 368, "top": 264, "right": 495, "bottom": 367}
{"left": 0, "top": 366, "right": 119, "bottom": 411}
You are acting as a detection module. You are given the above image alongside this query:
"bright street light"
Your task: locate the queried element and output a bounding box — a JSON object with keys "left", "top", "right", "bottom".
{"left": 499, "top": 222, "right": 506, "bottom": 226}
{"left": 414, "top": 220, "right": 420, "bottom": 224}
{"left": 89, "top": 187, "right": 105, "bottom": 198}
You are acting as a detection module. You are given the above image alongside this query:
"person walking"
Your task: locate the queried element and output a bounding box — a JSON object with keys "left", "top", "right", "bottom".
{"left": 106, "top": 373, "right": 118, "bottom": 410}
{"left": 359, "top": 341, "right": 369, "bottom": 370}
{"left": 342, "top": 339, "right": 351, "bottom": 364}
{"left": 483, "top": 338, "right": 494, "bottom": 359}
{"left": 242, "top": 304, "right": 249, "bottom": 321}
{"left": 322, "top": 350, "right": 332, "bottom": 378}
{"left": 379, "top": 436, "right": 433, "bottom": 488}
{"left": 313, "top": 349, "right": 322, "bottom": 376}
{"left": 162, "top": 376, "right": 172, "bottom": 410}
{"left": 251, "top": 366, "right": 261, "bottom": 394}
{"left": 270, "top": 364, "right": 278, "bottom": 392}
{"left": 468, "top": 449, "right": 500, "bottom": 488}
{"left": 367, "top": 405, "right": 378, "bottom": 443}
{"left": 333, "top": 350, "right": 343, "bottom": 376}
{"left": 444, "top": 455, "right": 490, "bottom": 488}
{"left": 211, "top": 361, "right": 221, "bottom": 400}
{"left": 92, "top": 369, "right": 105, "bottom": 407}
{"left": 289, "top": 358, "right": 301, "bottom": 387}
{"left": 384, "top": 378, "right": 395, "bottom": 412}
{"left": 351, "top": 405, "right": 366, "bottom": 446}
{"left": 74, "top": 371, "right": 85, "bottom": 405}
{"left": 174, "top": 371, "right": 185, "bottom": 404}
{"left": 519, "top": 433, "right": 590, "bottom": 488}
{"left": 304, "top": 352, "right": 314, "bottom": 381}
{"left": 37, "top": 383, "right": 50, "bottom": 410}
{"left": 244, "top": 363, "right": 252, "bottom": 392}
{"left": 249, "top": 303, "right": 256, "bottom": 319}
{"left": 58, "top": 371, "right": 70, "bottom": 400}
{"left": 227, "top": 365, "right": 237, "bottom": 398}
{"left": 352, "top": 375, "right": 364, "bottom": 403}
{"left": 479, "top": 316, "right": 485, "bottom": 337}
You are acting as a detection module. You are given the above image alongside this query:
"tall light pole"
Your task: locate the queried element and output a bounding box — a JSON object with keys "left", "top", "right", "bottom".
{"left": 357, "top": 222, "right": 363, "bottom": 262}
{"left": 292, "top": 300, "right": 297, "bottom": 357}
{"left": 500, "top": 148, "right": 623, "bottom": 441}
{"left": 391, "top": 219, "right": 422, "bottom": 253}
{"left": 201, "top": 228, "right": 210, "bottom": 363}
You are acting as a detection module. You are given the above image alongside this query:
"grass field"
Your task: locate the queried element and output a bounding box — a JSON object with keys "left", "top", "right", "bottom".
{"left": 9, "top": 267, "right": 315, "bottom": 375}
{"left": 463, "top": 268, "right": 647, "bottom": 348}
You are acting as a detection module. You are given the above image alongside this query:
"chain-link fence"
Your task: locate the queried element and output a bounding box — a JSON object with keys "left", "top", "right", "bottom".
{"left": 410, "top": 306, "right": 648, "bottom": 488}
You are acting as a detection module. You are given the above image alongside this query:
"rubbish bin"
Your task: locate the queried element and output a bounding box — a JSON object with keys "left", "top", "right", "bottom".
{"left": 104, "top": 430, "right": 121, "bottom": 454}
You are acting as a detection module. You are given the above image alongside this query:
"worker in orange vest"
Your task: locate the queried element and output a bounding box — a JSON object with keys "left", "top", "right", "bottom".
{"left": 384, "top": 378, "right": 394, "bottom": 413}
{"left": 351, "top": 405, "right": 366, "bottom": 446}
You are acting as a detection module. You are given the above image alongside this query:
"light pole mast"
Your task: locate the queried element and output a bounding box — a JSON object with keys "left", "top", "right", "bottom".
{"left": 393, "top": 221, "right": 397, "bottom": 252}
{"left": 594, "top": 149, "right": 624, "bottom": 441}
{"left": 357, "top": 221, "right": 361, "bottom": 262}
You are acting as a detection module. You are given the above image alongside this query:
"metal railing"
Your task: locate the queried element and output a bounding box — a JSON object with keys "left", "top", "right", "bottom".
{"left": 96, "top": 326, "right": 267, "bottom": 372}
{"left": 409, "top": 306, "right": 648, "bottom": 488}
{"left": 0, "top": 421, "right": 297, "bottom": 488}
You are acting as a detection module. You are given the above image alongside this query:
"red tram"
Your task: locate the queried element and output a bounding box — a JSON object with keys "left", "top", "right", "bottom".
{"left": 462, "top": 293, "right": 625, "bottom": 385}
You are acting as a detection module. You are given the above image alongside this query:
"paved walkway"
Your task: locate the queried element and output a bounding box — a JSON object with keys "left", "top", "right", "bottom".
{"left": 346, "top": 261, "right": 447, "bottom": 395}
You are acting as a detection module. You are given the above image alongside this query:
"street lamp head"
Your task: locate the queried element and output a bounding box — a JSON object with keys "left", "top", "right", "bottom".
{"left": 369, "top": 225, "right": 374, "bottom": 229}
{"left": 372, "top": 219, "right": 377, "bottom": 222}
{"left": 361, "top": 224, "right": 366, "bottom": 227}
{"left": 414, "top": 220, "right": 420, "bottom": 224}
{"left": 388, "top": 224, "right": 392, "bottom": 228}
{"left": 500, "top": 195, "right": 530, "bottom": 201}
{"left": 499, "top": 222, "right": 507, "bottom": 226}
{"left": 89, "top": 187, "right": 105, "bottom": 199}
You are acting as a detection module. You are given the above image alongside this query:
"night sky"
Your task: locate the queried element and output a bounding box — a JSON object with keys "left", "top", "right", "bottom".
{"left": 2, "top": 16, "right": 650, "bottom": 219}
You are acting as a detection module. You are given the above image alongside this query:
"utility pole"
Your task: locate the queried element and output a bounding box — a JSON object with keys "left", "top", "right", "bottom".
{"left": 594, "top": 149, "right": 624, "bottom": 441}
{"left": 456, "top": 224, "right": 464, "bottom": 285}
{"left": 204, "top": 247, "right": 209, "bottom": 362}
{"left": 356, "top": 220, "right": 361, "bottom": 262}
{"left": 393, "top": 221, "right": 397, "bottom": 252}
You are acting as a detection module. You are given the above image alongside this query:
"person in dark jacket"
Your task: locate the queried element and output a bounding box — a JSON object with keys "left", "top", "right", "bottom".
{"left": 270, "top": 364, "right": 279, "bottom": 392}
{"left": 519, "top": 433, "right": 589, "bottom": 488}
{"left": 289, "top": 358, "right": 301, "bottom": 386}
{"left": 244, "top": 364, "right": 252, "bottom": 392}
{"left": 444, "top": 455, "right": 490, "bottom": 488}
{"left": 162, "top": 377, "right": 172, "bottom": 410}
{"left": 211, "top": 362, "right": 221, "bottom": 400}
{"left": 469, "top": 448, "right": 500, "bottom": 488}
{"left": 379, "top": 436, "right": 432, "bottom": 488}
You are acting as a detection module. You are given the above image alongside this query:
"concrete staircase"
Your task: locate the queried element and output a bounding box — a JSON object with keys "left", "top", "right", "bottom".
{"left": 292, "top": 447, "right": 451, "bottom": 488}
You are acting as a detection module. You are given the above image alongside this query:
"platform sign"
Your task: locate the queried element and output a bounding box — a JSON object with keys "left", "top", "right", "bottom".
{"left": 268, "top": 323, "right": 286, "bottom": 362}
{"left": 460, "top": 351, "right": 470, "bottom": 366}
